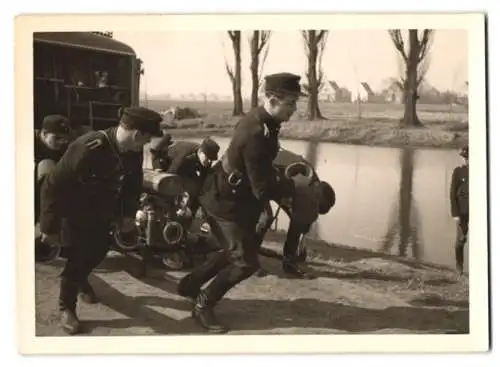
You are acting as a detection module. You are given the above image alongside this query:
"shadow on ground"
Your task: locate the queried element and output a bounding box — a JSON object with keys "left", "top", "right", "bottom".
{"left": 36, "top": 247, "right": 467, "bottom": 336}
{"left": 87, "top": 273, "right": 468, "bottom": 335}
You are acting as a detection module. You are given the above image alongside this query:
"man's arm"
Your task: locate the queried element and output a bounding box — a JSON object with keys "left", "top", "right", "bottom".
{"left": 150, "top": 135, "right": 173, "bottom": 171}
{"left": 39, "top": 142, "right": 87, "bottom": 234}
{"left": 120, "top": 151, "right": 144, "bottom": 218}
{"left": 243, "top": 130, "right": 294, "bottom": 204}
{"left": 166, "top": 147, "right": 191, "bottom": 174}
{"left": 450, "top": 167, "right": 460, "bottom": 218}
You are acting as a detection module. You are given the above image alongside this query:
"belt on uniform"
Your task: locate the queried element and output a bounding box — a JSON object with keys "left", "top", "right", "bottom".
{"left": 221, "top": 153, "right": 243, "bottom": 188}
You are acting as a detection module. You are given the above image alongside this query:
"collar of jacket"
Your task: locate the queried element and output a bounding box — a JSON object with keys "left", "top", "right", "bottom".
{"left": 104, "top": 127, "right": 120, "bottom": 151}
{"left": 257, "top": 106, "right": 282, "bottom": 131}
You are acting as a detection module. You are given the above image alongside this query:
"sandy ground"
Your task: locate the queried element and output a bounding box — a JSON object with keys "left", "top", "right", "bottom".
{"left": 35, "top": 239, "right": 469, "bottom": 337}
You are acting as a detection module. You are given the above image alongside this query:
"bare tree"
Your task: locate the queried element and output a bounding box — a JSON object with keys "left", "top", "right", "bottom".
{"left": 224, "top": 31, "right": 244, "bottom": 116}
{"left": 249, "top": 31, "right": 272, "bottom": 108}
{"left": 302, "top": 30, "right": 328, "bottom": 120}
{"left": 388, "top": 29, "right": 434, "bottom": 127}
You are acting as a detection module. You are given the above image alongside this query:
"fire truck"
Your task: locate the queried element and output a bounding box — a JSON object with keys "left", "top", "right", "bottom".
{"left": 33, "top": 32, "right": 142, "bottom": 134}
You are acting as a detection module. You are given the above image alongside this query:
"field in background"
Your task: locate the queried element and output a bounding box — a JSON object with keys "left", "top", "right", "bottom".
{"left": 143, "top": 99, "right": 469, "bottom": 149}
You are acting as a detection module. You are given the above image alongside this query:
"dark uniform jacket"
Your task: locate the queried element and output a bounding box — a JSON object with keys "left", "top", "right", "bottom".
{"left": 450, "top": 164, "right": 469, "bottom": 217}
{"left": 200, "top": 106, "right": 295, "bottom": 222}
{"left": 39, "top": 127, "right": 143, "bottom": 234}
{"left": 164, "top": 142, "right": 210, "bottom": 184}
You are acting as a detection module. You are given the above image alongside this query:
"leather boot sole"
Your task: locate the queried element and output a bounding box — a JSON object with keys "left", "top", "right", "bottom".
{"left": 191, "top": 310, "right": 228, "bottom": 334}
{"left": 283, "top": 269, "right": 316, "bottom": 279}
{"left": 60, "top": 312, "right": 81, "bottom": 335}
{"left": 62, "top": 324, "right": 81, "bottom": 335}
{"left": 255, "top": 268, "right": 269, "bottom": 277}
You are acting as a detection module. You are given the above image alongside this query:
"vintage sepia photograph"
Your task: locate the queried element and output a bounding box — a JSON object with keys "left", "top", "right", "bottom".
{"left": 15, "top": 13, "right": 488, "bottom": 354}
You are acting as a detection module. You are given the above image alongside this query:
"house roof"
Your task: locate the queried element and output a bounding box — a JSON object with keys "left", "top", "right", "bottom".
{"left": 328, "top": 80, "right": 340, "bottom": 91}
{"left": 33, "top": 32, "right": 136, "bottom": 56}
{"left": 360, "top": 82, "right": 375, "bottom": 95}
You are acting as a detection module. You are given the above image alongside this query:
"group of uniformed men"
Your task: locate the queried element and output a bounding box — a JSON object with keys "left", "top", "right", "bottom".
{"left": 34, "top": 72, "right": 468, "bottom": 336}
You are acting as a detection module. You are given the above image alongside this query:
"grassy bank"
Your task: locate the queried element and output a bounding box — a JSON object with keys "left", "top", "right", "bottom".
{"left": 152, "top": 99, "right": 469, "bottom": 149}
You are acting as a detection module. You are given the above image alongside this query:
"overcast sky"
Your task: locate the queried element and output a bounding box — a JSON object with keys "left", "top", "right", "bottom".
{"left": 113, "top": 29, "right": 468, "bottom": 98}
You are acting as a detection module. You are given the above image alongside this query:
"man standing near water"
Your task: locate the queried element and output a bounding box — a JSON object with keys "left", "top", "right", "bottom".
{"left": 176, "top": 72, "right": 303, "bottom": 333}
{"left": 449, "top": 145, "right": 469, "bottom": 274}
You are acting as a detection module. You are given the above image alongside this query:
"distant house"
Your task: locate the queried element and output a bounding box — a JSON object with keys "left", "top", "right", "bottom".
{"left": 382, "top": 82, "right": 404, "bottom": 103}
{"left": 319, "top": 80, "right": 352, "bottom": 102}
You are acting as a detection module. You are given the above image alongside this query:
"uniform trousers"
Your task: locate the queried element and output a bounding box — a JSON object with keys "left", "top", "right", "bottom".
{"left": 455, "top": 214, "right": 469, "bottom": 270}
{"left": 256, "top": 202, "right": 310, "bottom": 263}
{"left": 59, "top": 220, "right": 111, "bottom": 311}
{"left": 182, "top": 209, "right": 261, "bottom": 306}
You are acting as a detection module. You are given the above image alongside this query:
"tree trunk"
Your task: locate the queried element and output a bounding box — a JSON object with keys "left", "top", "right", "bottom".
{"left": 307, "top": 31, "right": 319, "bottom": 121}
{"left": 250, "top": 31, "right": 260, "bottom": 108}
{"left": 231, "top": 32, "right": 244, "bottom": 116}
{"left": 402, "top": 30, "right": 422, "bottom": 127}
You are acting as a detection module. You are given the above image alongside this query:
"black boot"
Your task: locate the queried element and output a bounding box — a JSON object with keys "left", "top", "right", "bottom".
{"left": 282, "top": 261, "right": 316, "bottom": 279}
{"left": 192, "top": 291, "right": 228, "bottom": 334}
{"left": 455, "top": 243, "right": 465, "bottom": 275}
{"left": 59, "top": 278, "right": 81, "bottom": 335}
{"left": 79, "top": 278, "right": 98, "bottom": 304}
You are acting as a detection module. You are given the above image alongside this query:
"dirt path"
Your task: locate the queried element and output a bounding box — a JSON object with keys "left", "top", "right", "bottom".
{"left": 35, "top": 240, "right": 469, "bottom": 336}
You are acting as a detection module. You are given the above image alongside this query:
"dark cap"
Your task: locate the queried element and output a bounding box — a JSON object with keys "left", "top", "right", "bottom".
{"left": 264, "top": 72, "right": 306, "bottom": 97}
{"left": 459, "top": 145, "right": 469, "bottom": 158}
{"left": 200, "top": 137, "right": 220, "bottom": 160}
{"left": 119, "top": 107, "right": 163, "bottom": 137}
{"left": 42, "top": 115, "right": 70, "bottom": 135}
{"left": 315, "top": 181, "right": 336, "bottom": 214}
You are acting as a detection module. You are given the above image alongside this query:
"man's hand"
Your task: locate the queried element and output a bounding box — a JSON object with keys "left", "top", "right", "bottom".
{"left": 256, "top": 217, "right": 268, "bottom": 235}
{"left": 120, "top": 217, "right": 136, "bottom": 233}
{"left": 40, "top": 232, "right": 60, "bottom": 247}
{"left": 453, "top": 216, "right": 460, "bottom": 221}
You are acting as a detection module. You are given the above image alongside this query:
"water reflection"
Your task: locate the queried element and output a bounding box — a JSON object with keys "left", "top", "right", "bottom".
{"left": 380, "top": 147, "right": 422, "bottom": 260}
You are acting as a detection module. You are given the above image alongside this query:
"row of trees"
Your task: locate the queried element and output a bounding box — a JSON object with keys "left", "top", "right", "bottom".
{"left": 224, "top": 29, "right": 434, "bottom": 127}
